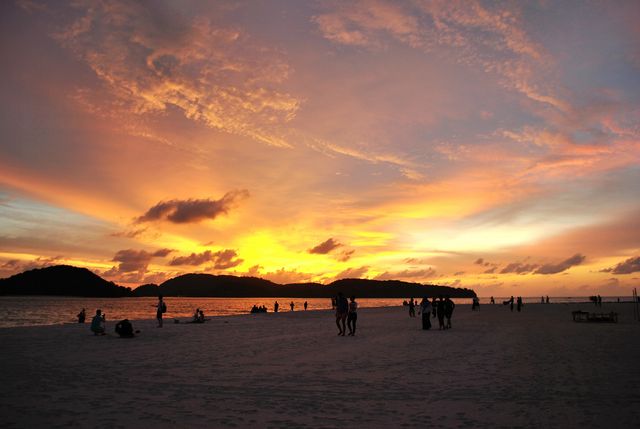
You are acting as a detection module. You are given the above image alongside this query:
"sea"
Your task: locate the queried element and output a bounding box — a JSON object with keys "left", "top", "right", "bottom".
{"left": 0, "top": 295, "right": 634, "bottom": 328}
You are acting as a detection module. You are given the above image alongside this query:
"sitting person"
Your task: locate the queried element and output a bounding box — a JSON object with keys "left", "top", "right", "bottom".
{"left": 90, "top": 309, "right": 105, "bottom": 335}
{"left": 198, "top": 310, "right": 205, "bottom": 322}
{"left": 115, "top": 319, "right": 135, "bottom": 338}
{"left": 193, "top": 308, "right": 202, "bottom": 323}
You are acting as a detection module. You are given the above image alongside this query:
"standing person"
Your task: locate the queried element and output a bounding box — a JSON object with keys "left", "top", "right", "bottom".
{"left": 546, "top": 295, "right": 550, "bottom": 304}
{"left": 419, "top": 297, "right": 432, "bottom": 330}
{"left": 90, "top": 309, "right": 105, "bottom": 335}
{"left": 436, "top": 297, "right": 446, "bottom": 330}
{"left": 274, "top": 301, "right": 279, "bottom": 313}
{"left": 156, "top": 295, "right": 166, "bottom": 328}
{"left": 347, "top": 296, "right": 358, "bottom": 336}
{"left": 432, "top": 297, "right": 438, "bottom": 318}
{"left": 510, "top": 296, "right": 514, "bottom": 312}
{"left": 304, "top": 301, "right": 308, "bottom": 311}
{"left": 77, "top": 308, "right": 86, "bottom": 323}
{"left": 408, "top": 298, "right": 416, "bottom": 318}
{"left": 517, "top": 296, "right": 523, "bottom": 312}
{"left": 444, "top": 296, "right": 455, "bottom": 329}
{"left": 541, "top": 296, "right": 545, "bottom": 304}
{"left": 335, "top": 292, "right": 348, "bottom": 336}
{"left": 490, "top": 296, "right": 495, "bottom": 304}
{"left": 290, "top": 301, "right": 294, "bottom": 311}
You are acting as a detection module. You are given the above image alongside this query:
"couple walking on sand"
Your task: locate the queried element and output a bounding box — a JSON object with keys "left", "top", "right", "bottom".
{"left": 335, "top": 292, "right": 358, "bottom": 336}
{"left": 419, "top": 296, "right": 455, "bottom": 330}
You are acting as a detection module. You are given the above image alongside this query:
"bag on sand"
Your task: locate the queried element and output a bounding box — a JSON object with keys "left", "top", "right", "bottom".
{"left": 162, "top": 302, "right": 167, "bottom": 313}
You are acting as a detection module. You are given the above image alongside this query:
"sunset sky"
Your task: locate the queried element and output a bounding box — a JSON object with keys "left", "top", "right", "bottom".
{"left": 1, "top": 0, "right": 639, "bottom": 296}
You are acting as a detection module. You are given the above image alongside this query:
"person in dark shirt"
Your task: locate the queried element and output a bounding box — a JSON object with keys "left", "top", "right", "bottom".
{"left": 335, "top": 292, "right": 349, "bottom": 336}
{"left": 115, "top": 319, "right": 134, "bottom": 338}
{"left": 77, "top": 308, "right": 86, "bottom": 323}
{"left": 444, "top": 296, "right": 455, "bottom": 329}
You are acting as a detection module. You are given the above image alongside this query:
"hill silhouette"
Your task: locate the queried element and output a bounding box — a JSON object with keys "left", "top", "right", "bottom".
{"left": 133, "top": 273, "right": 475, "bottom": 298}
{"left": 0, "top": 265, "right": 132, "bottom": 297}
{"left": 1, "top": 265, "right": 476, "bottom": 298}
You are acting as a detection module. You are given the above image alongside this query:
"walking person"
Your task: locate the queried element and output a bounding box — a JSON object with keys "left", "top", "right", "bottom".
{"left": 419, "top": 297, "right": 432, "bottom": 330}
{"left": 408, "top": 298, "right": 416, "bottom": 318}
{"left": 335, "top": 292, "right": 348, "bottom": 336}
{"left": 510, "top": 296, "right": 514, "bottom": 312}
{"left": 156, "top": 295, "right": 166, "bottom": 328}
{"left": 274, "top": 301, "right": 279, "bottom": 313}
{"left": 290, "top": 301, "right": 294, "bottom": 311}
{"left": 347, "top": 296, "right": 358, "bottom": 336}
{"left": 516, "top": 296, "right": 523, "bottom": 312}
{"left": 444, "top": 296, "right": 455, "bottom": 329}
{"left": 304, "top": 301, "right": 308, "bottom": 311}
{"left": 437, "top": 297, "right": 446, "bottom": 330}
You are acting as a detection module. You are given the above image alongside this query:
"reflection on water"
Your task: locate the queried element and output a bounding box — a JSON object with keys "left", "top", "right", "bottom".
{"left": 0, "top": 295, "right": 632, "bottom": 328}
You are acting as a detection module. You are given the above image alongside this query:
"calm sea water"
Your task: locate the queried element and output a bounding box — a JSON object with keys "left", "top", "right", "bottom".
{"left": 0, "top": 296, "right": 633, "bottom": 328}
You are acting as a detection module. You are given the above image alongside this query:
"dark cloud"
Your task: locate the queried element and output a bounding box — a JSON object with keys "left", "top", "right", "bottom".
{"left": 601, "top": 256, "right": 640, "bottom": 274}
{"left": 500, "top": 262, "right": 539, "bottom": 274}
{"left": 454, "top": 271, "right": 465, "bottom": 276}
{"left": 169, "top": 249, "right": 243, "bottom": 269}
{"left": 334, "top": 266, "right": 369, "bottom": 280}
{"left": 534, "top": 254, "right": 585, "bottom": 275}
{"left": 107, "top": 248, "right": 173, "bottom": 277}
{"left": 484, "top": 266, "right": 497, "bottom": 274}
{"left": 474, "top": 258, "right": 484, "bottom": 265}
{"left": 337, "top": 249, "right": 355, "bottom": 262}
{"left": 374, "top": 268, "right": 437, "bottom": 281}
{"left": 308, "top": 238, "right": 342, "bottom": 254}
{"left": 135, "top": 190, "right": 249, "bottom": 224}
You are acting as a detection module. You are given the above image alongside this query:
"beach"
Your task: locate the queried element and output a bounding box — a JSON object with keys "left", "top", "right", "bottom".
{"left": 1, "top": 303, "right": 639, "bottom": 428}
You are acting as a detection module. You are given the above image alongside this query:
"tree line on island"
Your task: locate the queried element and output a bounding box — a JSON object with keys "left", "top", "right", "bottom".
{"left": 0, "top": 265, "right": 476, "bottom": 298}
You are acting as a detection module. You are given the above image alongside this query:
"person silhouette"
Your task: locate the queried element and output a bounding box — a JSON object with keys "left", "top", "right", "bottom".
{"left": 490, "top": 296, "right": 495, "bottom": 304}
{"left": 77, "top": 308, "right": 86, "bottom": 323}
{"left": 419, "top": 297, "right": 432, "bottom": 330}
{"left": 408, "top": 298, "right": 416, "bottom": 317}
{"left": 274, "top": 301, "right": 279, "bottom": 313}
{"left": 335, "top": 292, "right": 348, "bottom": 336}
{"left": 90, "top": 309, "right": 105, "bottom": 335}
{"left": 304, "top": 301, "right": 308, "bottom": 311}
{"left": 444, "top": 296, "right": 455, "bottom": 329}
{"left": 115, "top": 319, "right": 135, "bottom": 338}
{"left": 156, "top": 295, "right": 166, "bottom": 327}
{"left": 517, "top": 296, "right": 523, "bottom": 312}
{"left": 437, "top": 297, "right": 446, "bottom": 330}
{"left": 347, "top": 296, "right": 358, "bottom": 336}
{"left": 290, "top": 301, "right": 294, "bottom": 311}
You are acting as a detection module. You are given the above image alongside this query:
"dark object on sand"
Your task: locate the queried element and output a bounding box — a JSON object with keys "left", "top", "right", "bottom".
{"left": 572, "top": 310, "right": 618, "bottom": 323}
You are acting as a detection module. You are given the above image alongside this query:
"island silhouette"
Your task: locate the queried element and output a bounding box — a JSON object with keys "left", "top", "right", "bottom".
{"left": 0, "top": 265, "right": 476, "bottom": 298}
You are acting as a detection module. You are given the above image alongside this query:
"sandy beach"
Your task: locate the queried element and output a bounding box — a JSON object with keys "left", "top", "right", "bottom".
{"left": 1, "top": 302, "right": 639, "bottom": 428}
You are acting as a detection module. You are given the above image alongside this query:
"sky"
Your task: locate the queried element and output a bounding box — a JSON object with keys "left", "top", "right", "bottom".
{"left": 1, "top": 0, "right": 639, "bottom": 296}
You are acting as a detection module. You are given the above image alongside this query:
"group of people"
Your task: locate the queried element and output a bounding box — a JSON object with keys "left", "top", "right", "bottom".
{"left": 503, "top": 296, "right": 524, "bottom": 312}
{"left": 83, "top": 308, "right": 136, "bottom": 338}
{"left": 250, "top": 305, "right": 268, "bottom": 314}
{"left": 335, "top": 292, "right": 358, "bottom": 336}
{"left": 415, "top": 296, "right": 456, "bottom": 330}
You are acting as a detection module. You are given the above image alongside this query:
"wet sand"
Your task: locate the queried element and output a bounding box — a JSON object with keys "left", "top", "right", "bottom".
{"left": 1, "top": 302, "right": 639, "bottom": 428}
